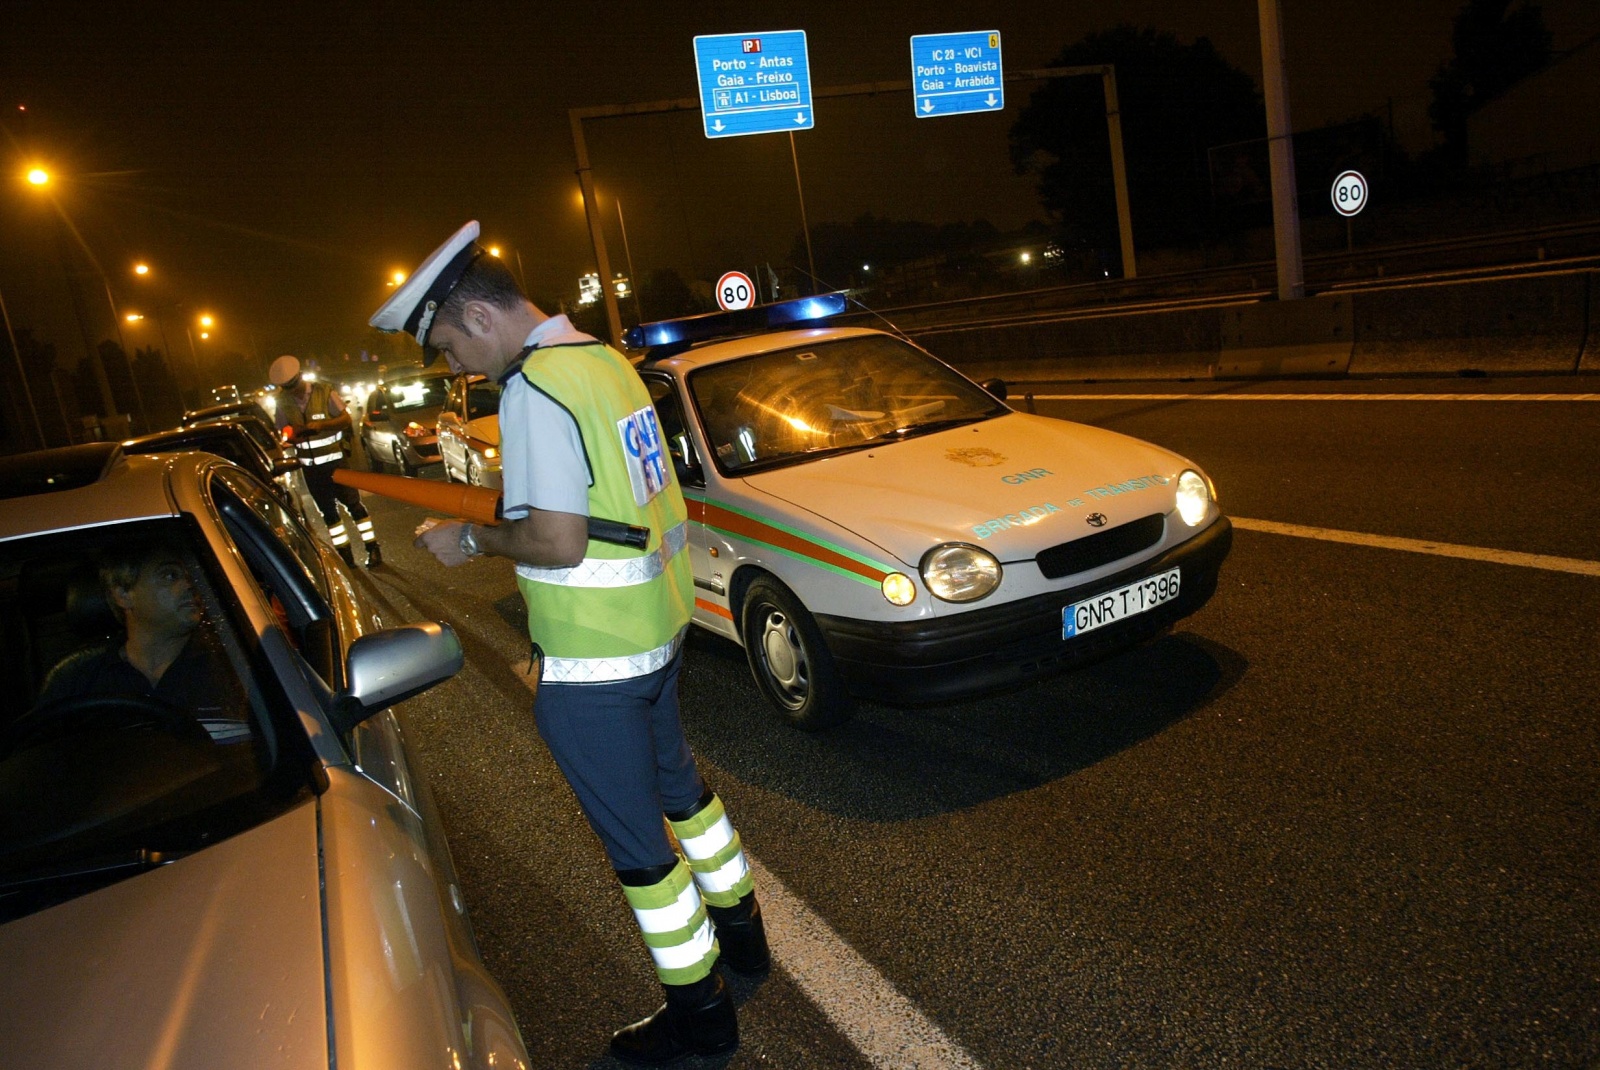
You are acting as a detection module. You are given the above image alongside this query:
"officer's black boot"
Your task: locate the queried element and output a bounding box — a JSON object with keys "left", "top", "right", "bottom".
{"left": 337, "top": 545, "right": 356, "bottom": 569}
{"left": 365, "top": 542, "right": 383, "bottom": 568}
{"left": 707, "top": 891, "right": 770, "bottom": 976}
{"left": 609, "top": 969, "right": 738, "bottom": 1065}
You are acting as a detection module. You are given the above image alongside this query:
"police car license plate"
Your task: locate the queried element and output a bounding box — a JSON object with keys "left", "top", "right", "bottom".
{"left": 1063, "top": 568, "right": 1180, "bottom": 639}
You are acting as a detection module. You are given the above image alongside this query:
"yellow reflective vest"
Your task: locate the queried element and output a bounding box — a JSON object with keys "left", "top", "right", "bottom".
{"left": 511, "top": 342, "right": 692, "bottom": 683}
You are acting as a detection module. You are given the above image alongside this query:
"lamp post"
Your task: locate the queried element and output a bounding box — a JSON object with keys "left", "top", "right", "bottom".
{"left": 0, "top": 282, "right": 47, "bottom": 447}
{"left": 25, "top": 165, "right": 149, "bottom": 433}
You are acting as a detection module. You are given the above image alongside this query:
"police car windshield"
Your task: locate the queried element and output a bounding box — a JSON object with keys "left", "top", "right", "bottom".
{"left": 688, "top": 335, "right": 1007, "bottom": 474}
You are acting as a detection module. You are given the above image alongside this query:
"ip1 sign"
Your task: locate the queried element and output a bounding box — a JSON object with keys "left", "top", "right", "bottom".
{"left": 716, "top": 271, "right": 756, "bottom": 310}
{"left": 1331, "top": 170, "right": 1368, "bottom": 217}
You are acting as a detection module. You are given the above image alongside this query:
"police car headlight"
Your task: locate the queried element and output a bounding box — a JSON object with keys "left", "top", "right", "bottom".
{"left": 1175, "top": 469, "right": 1212, "bottom": 527}
{"left": 881, "top": 572, "right": 916, "bottom": 607}
{"left": 921, "top": 544, "right": 1001, "bottom": 603}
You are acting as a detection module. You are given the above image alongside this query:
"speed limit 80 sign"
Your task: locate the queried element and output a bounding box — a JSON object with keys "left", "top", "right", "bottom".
{"left": 1331, "top": 170, "right": 1368, "bottom": 217}
{"left": 716, "top": 270, "right": 756, "bottom": 311}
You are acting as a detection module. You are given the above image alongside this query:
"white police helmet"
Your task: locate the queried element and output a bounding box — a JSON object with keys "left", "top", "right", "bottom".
{"left": 368, "top": 221, "right": 484, "bottom": 364}
{"left": 269, "top": 355, "right": 301, "bottom": 387}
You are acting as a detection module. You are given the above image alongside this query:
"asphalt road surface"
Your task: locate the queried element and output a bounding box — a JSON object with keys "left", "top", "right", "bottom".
{"left": 348, "top": 375, "right": 1599, "bottom": 1069}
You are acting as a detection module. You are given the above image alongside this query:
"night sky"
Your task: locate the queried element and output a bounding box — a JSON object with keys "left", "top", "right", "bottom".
{"left": 4, "top": 0, "right": 1596, "bottom": 375}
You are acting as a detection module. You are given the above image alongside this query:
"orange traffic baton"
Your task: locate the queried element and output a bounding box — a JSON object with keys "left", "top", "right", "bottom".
{"left": 333, "top": 469, "right": 648, "bottom": 549}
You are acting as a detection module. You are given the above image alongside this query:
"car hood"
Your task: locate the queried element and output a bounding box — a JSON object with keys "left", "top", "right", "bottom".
{"left": 741, "top": 412, "right": 1197, "bottom": 565}
{"left": 0, "top": 798, "right": 328, "bottom": 1069}
{"left": 467, "top": 414, "right": 500, "bottom": 448}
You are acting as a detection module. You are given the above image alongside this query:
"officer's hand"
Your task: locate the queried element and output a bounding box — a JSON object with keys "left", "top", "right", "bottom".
{"left": 414, "top": 517, "right": 473, "bottom": 567}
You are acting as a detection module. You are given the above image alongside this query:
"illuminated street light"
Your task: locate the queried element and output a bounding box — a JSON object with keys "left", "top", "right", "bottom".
{"left": 26, "top": 168, "right": 49, "bottom": 186}
{"left": 125, "top": 313, "right": 144, "bottom": 323}
{"left": 1019, "top": 252, "right": 1032, "bottom": 265}
{"left": 133, "top": 263, "right": 150, "bottom": 276}
{"left": 387, "top": 269, "right": 406, "bottom": 288}
{"left": 199, "top": 314, "right": 214, "bottom": 329}
{"left": 487, "top": 246, "right": 502, "bottom": 258}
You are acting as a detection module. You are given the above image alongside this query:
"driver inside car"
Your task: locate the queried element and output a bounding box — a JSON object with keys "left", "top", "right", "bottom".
{"left": 33, "top": 538, "right": 249, "bottom": 743}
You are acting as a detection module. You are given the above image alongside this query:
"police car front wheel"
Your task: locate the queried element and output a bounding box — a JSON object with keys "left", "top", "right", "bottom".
{"left": 739, "top": 577, "right": 851, "bottom": 731}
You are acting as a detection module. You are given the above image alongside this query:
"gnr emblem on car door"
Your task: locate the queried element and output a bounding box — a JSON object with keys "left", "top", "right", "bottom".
{"left": 1085, "top": 512, "right": 1108, "bottom": 527}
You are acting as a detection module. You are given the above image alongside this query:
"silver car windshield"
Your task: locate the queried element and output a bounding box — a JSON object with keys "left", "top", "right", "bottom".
{"left": 687, "top": 334, "right": 1007, "bottom": 474}
{"left": 385, "top": 377, "right": 450, "bottom": 412}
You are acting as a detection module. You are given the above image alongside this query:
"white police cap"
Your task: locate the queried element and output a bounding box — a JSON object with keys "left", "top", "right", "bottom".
{"left": 368, "top": 221, "right": 485, "bottom": 356}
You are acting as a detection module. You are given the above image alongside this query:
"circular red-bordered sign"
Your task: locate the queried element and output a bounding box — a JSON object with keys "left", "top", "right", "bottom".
{"left": 715, "top": 271, "right": 756, "bottom": 311}
{"left": 1331, "top": 170, "right": 1368, "bottom": 217}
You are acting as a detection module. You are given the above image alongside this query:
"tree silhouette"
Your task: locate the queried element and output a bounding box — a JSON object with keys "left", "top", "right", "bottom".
{"left": 1009, "top": 25, "right": 1264, "bottom": 260}
{"left": 1428, "top": 0, "right": 1552, "bottom": 167}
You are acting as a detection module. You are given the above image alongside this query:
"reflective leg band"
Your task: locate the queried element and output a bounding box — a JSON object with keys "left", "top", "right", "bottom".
{"left": 669, "top": 795, "right": 754, "bottom": 908}
{"left": 620, "top": 859, "right": 718, "bottom": 985}
{"left": 356, "top": 518, "right": 375, "bottom": 543}
{"left": 329, "top": 524, "right": 349, "bottom": 546}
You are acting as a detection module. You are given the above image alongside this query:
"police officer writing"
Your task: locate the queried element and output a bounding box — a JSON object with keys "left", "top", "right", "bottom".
{"left": 268, "top": 355, "right": 382, "bottom": 569}
{"left": 371, "top": 221, "right": 768, "bottom": 1065}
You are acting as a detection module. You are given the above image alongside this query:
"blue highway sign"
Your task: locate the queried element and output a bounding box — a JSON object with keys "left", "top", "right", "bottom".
{"left": 910, "top": 31, "right": 1003, "bottom": 118}
{"left": 694, "top": 31, "right": 814, "bottom": 139}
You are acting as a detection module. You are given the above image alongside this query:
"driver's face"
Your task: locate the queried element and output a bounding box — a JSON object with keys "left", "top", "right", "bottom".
{"left": 121, "top": 556, "right": 201, "bottom": 639}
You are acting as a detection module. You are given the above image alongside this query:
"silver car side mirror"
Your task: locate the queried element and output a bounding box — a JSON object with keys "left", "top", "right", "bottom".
{"left": 331, "top": 622, "right": 464, "bottom": 733}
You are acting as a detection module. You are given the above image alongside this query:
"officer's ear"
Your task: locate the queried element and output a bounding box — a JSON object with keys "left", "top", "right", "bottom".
{"left": 460, "top": 300, "right": 496, "bottom": 338}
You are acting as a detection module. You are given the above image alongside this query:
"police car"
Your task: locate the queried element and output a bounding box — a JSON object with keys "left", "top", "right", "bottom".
{"left": 629, "top": 294, "right": 1232, "bottom": 729}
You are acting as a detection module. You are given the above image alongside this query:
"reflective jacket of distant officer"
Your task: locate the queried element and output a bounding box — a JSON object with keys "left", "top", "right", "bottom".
{"left": 269, "top": 355, "right": 382, "bottom": 568}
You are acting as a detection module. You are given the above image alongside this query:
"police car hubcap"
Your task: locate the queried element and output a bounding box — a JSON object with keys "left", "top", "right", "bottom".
{"left": 758, "top": 612, "right": 806, "bottom": 703}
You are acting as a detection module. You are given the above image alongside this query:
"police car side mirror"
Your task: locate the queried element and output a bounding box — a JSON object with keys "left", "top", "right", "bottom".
{"left": 980, "top": 378, "right": 1008, "bottom": 401}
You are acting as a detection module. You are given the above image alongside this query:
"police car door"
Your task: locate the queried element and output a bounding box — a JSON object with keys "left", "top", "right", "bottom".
{"left": 642, "top": 375, "right": 726, "bottom": 640}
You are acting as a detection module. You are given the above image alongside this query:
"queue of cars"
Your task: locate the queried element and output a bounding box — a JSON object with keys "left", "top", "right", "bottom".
{"left": 0, "top": 444, "right": 532, "bottom": 1069}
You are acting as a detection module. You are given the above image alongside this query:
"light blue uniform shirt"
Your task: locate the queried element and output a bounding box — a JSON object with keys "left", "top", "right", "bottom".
{"left": 499, "top": 315, "right": 596, "bottom": 522}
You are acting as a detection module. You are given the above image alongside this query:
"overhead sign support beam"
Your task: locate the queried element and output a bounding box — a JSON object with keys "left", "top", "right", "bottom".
{"left": 569, "top": 62, "right": 1138, "bottom": 339}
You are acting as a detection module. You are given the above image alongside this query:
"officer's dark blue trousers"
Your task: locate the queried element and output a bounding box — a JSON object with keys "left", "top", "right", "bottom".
{"left": 532, "top": 649, "right": 705, "bottom": 871}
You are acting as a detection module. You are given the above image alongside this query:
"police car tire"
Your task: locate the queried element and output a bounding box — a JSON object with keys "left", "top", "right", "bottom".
{"left": 739, "top": 576, "right": 852, "bottom": 731}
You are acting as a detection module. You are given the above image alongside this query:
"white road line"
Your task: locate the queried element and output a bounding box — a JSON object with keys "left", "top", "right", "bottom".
{"left": 747, "top": 856, "right": 985, "bottom": 1070}
{"left": 1030, "top": 393, "right": 1600, "bottom": 402}
{"left": 1231, "top": 516, "right": 1600, "bottom": 577}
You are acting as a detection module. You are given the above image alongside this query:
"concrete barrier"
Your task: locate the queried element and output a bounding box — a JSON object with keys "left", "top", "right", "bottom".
{"left": 892, "top": 270, "right": 1598, "bottom": 382}
{"left": 910, "top": 305, "right": 1219, "bottom": 383}
{"left": 1348, "top": 272, "right": 1590, "bottom": 376}
{"left": 1581, "top": 272, "right": 1600, "bottom": 373}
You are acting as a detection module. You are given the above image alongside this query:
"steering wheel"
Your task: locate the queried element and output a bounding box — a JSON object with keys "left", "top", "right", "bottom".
{"left": 2, "top": 694, "right": 213, "bottom": 758}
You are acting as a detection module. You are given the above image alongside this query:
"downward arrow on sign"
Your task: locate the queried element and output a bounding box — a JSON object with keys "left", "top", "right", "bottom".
{"left": 921, "top": 99, "right": 934, "bottom": 113}
{"left": 712, "top": 120, "right": 725, "bottom": 132}
{"left": 985, "top": 93, "right": 998, "bottom": 107}
{"left": 794, "top": 112, "right": 807, "bottom": 124}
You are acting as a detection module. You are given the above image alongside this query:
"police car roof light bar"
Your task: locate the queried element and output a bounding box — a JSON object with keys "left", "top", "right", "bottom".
{"left": 625, "top": 292, "right": 848, "bottom": 355}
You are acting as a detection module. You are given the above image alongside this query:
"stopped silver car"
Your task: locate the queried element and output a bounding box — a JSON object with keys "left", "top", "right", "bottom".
{"left": 0, "top": 444, "right": 530, "bottom": 1069}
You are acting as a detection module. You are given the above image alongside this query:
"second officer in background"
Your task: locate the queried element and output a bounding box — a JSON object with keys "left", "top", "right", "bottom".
{"left": 268, "top": 355, "right": 382, "bottom": 568}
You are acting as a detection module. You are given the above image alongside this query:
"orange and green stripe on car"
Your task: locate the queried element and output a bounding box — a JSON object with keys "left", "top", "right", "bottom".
{"left": 684, "top": 494, "right": 897, "bottom": 588}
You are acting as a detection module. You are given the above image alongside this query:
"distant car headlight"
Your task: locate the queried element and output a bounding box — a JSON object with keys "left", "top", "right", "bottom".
{"left": 484, "top": 447, "right": 499, "bottom": 461}
{"left": 1175, "top": 469, "right": 1212, "bottom": 527}
{"left": 404, "top": 422, "right": 428, "bottom": 437}
{"left": 921, "top": 543, "right": 1001, "bottom": 603}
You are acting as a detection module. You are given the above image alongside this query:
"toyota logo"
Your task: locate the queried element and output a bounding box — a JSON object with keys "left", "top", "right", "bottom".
{"left": 1085, "top": 513, "right": 1108, "bottom": 527}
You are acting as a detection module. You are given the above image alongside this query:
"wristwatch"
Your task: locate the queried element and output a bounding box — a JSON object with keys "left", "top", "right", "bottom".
{"left": 458, "top": 523, "right": 481, "bottom": 558}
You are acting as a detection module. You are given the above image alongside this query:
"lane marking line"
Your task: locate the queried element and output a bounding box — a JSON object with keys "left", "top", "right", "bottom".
{"left": 747, "top": 856, "right": 985, "bottom": 1069}
{"left": 1030, "top": 393, "right": 1600, "bottom": 402}
{"left": 1231, "top": 516, "right": 1600, "bottom": 577}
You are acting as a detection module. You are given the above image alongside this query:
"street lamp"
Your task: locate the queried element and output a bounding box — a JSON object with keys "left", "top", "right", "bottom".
{"left": 22, "top": 163, "right": 132, "bottom": 432}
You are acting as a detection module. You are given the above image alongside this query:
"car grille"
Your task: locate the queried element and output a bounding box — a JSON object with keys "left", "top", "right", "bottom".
{"left": 1035, "top": 512, "right": 1165, "bottom": 580}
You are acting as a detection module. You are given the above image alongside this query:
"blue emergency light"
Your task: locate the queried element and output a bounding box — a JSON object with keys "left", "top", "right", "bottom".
{"left": 625, "top": 292, "right": 849, "bottom": 356}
